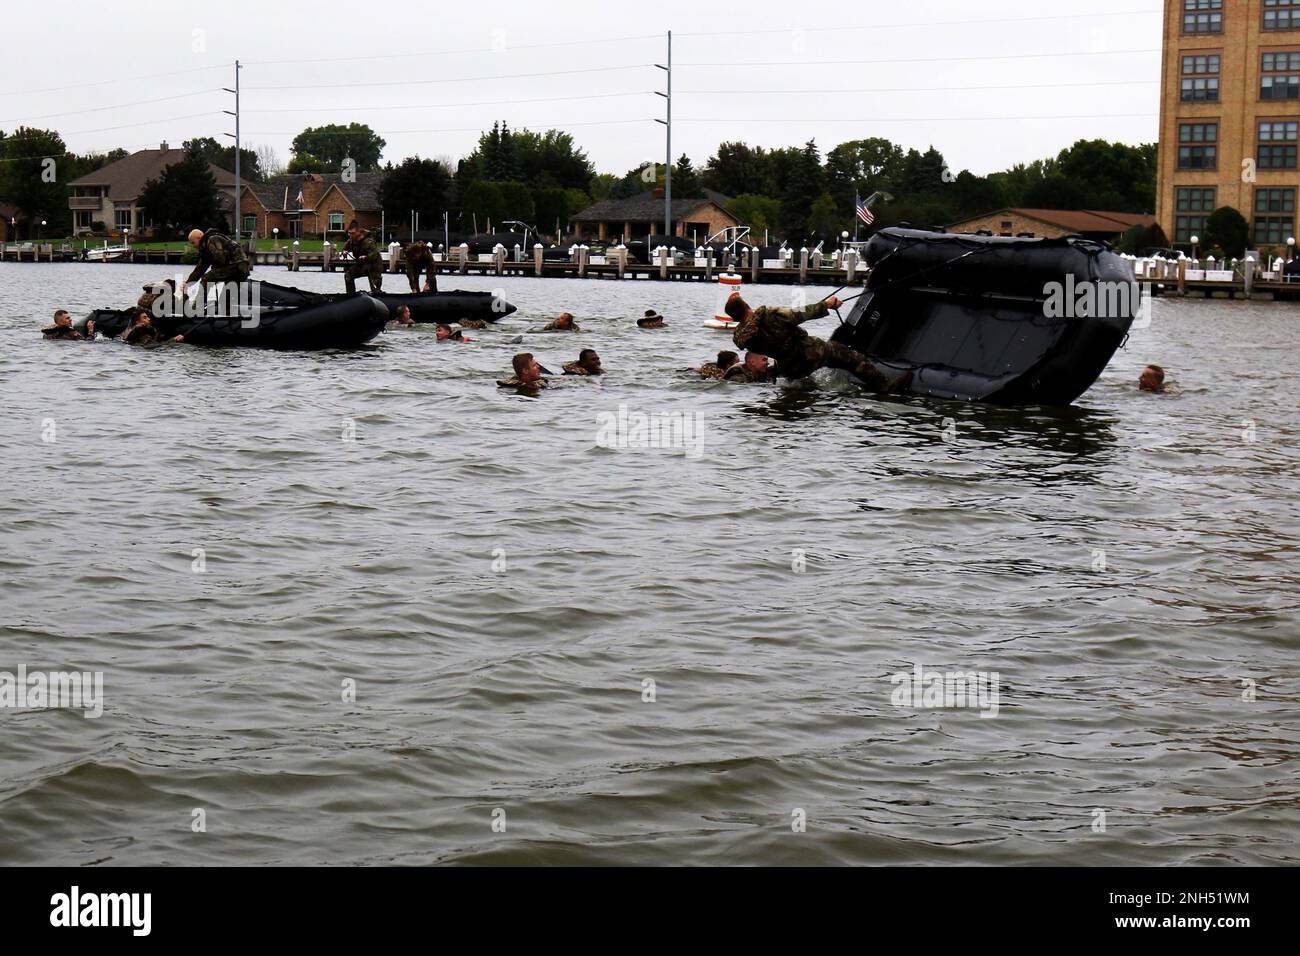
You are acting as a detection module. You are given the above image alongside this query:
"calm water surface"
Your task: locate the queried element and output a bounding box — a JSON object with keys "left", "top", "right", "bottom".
{"left": 1, "top": 262, "right": 1297, "bottom": 865}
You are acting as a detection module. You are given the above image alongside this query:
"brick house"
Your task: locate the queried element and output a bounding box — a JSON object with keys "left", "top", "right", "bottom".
{"left": 945, "top": 208, "right": 1158, "bottom": 242}
{"left": 570, "top": 191, "right": 739, "bottom": 243}
{"left": 239, "top": 171, "right": 385, "bottom": 239}
{"left": 66, "top": 143, "right": 236, "bottom": 236}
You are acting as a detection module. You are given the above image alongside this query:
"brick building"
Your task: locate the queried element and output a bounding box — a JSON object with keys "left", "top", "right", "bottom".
{"left": 239, "top": 171, "right": 385, "bottom": 239}
{"left": 946, "top": 208, "right": 1158, "bottom": 242}
{"left": 1158, "top": 0, "right": 1300, "bottom": 254}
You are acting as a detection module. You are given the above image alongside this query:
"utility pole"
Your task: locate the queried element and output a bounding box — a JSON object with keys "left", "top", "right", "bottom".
{"left": 655, "top": 31, "right": 672, "bottom": 240}
{"left": 223, "top": 60, "right": 242, "bottom": 240}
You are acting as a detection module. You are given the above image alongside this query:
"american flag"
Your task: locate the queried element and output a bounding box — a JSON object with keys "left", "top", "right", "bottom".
{"left": 856, "top": 198, "right": 875, "bottom": 226}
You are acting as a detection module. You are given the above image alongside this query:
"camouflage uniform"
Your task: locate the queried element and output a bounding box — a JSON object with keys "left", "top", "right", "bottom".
{"left": 698, "top": 362, "right": 727, "bottom": 380}
{"left": 343, "top": 232, "right": 383, "bottom": 294}
{"left": 404, "top": 242, "right": 437, "bottom": 293}
{"left": 496, "top": 377, "right": 548, "bottom": 389}
{"left": 187, "top": 229, "right": 251, "bottom": 287}
{"left": 723, "top": 363, "right": 776, "bottom": 384}
{"left": 562, "top": 361, "right": 602, "bottom": 376}
{"left": 137, "top": 281, "right": 174, "bottom": 317}
{"left": 540, "top": 318, "right": 580, "bottom": 332}
{"left": 122, "top": 324, "right": 167, "bottom": 346}
{"left": 458, "top": 318, "right": 488, "bottom": 329}
{"left": 41, "top": 324, "right": 83, "bottom": 340}
{"left": 733, "top": 300, "right": 892, "bottom": 390}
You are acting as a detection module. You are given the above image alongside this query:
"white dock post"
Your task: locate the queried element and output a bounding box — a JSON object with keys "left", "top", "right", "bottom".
{"left": 658, "top": 245, "right": 669, "bottom": 280}
{"left": 799, "top": 247, "right": 809, "bottom": 284}
{"left": 494, "top": 243, "right": 505, "bottom": 276}
{"left": 388, "top": 240, "right": 401, "bottom": 273}
{"left": 322, "top": 240, "right": 331, "bottom": 272}
{"left": 534, "top": 243, "right": 544, "bottom": 277}
{"left": 459, "top": 242, "right": 469, "bottom": 275}
{"left": 290, "top": 240, "right": 301, "bottom": 271}
{"left": 616, "top": 244, "right": 627, "bottom": 279}
{"left": 1244, "top": 256, "right": 1255, "bottom": 297}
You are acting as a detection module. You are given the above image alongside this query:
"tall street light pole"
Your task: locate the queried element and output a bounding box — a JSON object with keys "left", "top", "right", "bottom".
{"left": 655, "top": 32, "right": 672, "bottom": 240}
{"left": 223, "top": 60, "right": 242, "bottom": 240}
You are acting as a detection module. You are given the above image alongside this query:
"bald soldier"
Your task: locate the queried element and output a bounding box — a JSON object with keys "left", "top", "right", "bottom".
{"left": 726, "top": 294, "right": 909, "bottom": 393}
{"left": 183, "top": 228, "right": 250, "bottom": 292}
{"left": 404, "top": 240, "right": 438, "bottom": 293}
{"left": 342, "top": 221, "right": 383, "bottom": 294}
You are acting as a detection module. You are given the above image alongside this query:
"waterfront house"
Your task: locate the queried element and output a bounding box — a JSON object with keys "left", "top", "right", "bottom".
{"left": 570, "top": 191, "right": 739, "bottom": 244}
{"left": 66, "top": 143, "right": 236, "bottom": 236}
{"left": 239, "top": 171, "right": 385, "bottom": 240}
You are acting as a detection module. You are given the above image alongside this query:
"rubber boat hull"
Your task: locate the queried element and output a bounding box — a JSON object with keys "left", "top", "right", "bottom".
{"left": 831, "top": 227, "right": 1138, "bottom": 405}
{"left": 256, "top": 281, "right": 515, "bottom": 324}
{"left": 80, "top": 294, "right": 389, "bottom": 349}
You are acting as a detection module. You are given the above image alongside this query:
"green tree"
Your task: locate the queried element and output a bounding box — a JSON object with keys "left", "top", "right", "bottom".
{"left": 703, "top": 141, "right": 775, "bottom": 196}
{"left": 289, "top": 123, "right": 385, "bottom": 172}
{"left": 1202, "top": 205, "right": 1249, "bottom": 258}
{"left": 806, "top": 192, "right": 840, "bottom": 238}
{"left": 824, "top": 137, "right": 905, "bottom": 217}
{"left": 0, "top": 127, "right": 68, "bottom": 233}
{"left": 725, "top": 194, "right": 782, "bottom": 236}
{"left": 183, "top": 136, "right": 261, "bottom": 182}
{"left": 137, "top": 146, "right": 222, "bottom": 236}
{"left": 377, "top": 156, "right": 453, "bottom": 228}
{"left": 672, "top": 154, "right": 703, "bottom": 198}
{"left": 780, "top": 140, "right": 823, "bottom": 237}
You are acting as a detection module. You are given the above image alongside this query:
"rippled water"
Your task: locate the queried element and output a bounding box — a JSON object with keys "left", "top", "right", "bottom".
{"left": 1, "top": 261, "right": 1297, "bottom": 866}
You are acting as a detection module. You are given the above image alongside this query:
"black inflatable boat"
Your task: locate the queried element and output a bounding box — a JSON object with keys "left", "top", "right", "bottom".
{"left": 257, "top": 281, "right": 515, "bottom": 324}
{"left": 80, "top": 293, "right": 389, "bottom": 350}
{"left": 831, "top": 228, "right": 1138, "bottom": 405}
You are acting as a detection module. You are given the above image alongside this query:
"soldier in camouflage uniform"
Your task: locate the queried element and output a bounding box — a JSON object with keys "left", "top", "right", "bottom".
{"left": 404, "top": 241, "right": 437, "bottom": 293}
{"left": 698, "top": 350, "right": 740, "bottom": 380}
{"left": 723, "top": 351, "right": 776, "bottom": 383}
{"left": 458, "top": 318, "right": 488, "bottom": 329}
{"left": 539, "top": 312, "right": 579, "bottom": 332}
{"left": 497, "top": 352, "right": 549, "bottom": 389}
{"left": 562, "top": 349, "right": 603, "bottom": 376}
{"left": 727, "top": 294, "right": 909, "bottom": 393}
{"left": 41, "top": 310, "right": 84, "bottom": 340}
{"left": 121, "top": 310, "right": 184, "bottom": 346}
{"left": 184, "top": 228, "right": 251, "bottom": 291}
{"left": 137, "top": 279, "right": 176, "bottom": 317}
{"left": 342, "top": 221, "right": 383, "bottom": 294}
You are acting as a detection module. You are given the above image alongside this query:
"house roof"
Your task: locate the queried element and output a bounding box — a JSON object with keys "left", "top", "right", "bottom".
{"left": 67, "top": 147, "right": 236, "bottom": 200}
{"left": 243, "top": 177, "right": 295, "bottom": 210}
{"left": 572, "top": 191, "right": 731, "bottom": 223}
{"left": 949, "top": 207, "right": 1157, "bottom": 235}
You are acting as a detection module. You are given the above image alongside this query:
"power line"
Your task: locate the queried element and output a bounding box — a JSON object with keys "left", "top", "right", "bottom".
{"left": 678, "top": 49, "right": 1159, "bottom": 68}
{"left": 678, "top": 79, "right": 1158, "bottom": 95}
{"left": 676, "top": 112, "right": 1157, "bottom": 123}
{"left": 672, "top": 9, "right": 1162, "bottom": 37}
{"left": 61, "top": 112, "right": 223, "bottom": 136}
{"left": 0, "top": 64, "right": 228, "bottom": 99}
{"left": 243, "top": 32, "right": 661, "bottom": 67}
{"left": 245, "top": 64, "right": 650, "bottom": 92}
{"left": 0, "top": 89, "right": 221, "bottom": 126}
{"left": 243, "top": 91, "right": 651, "bottom": 114}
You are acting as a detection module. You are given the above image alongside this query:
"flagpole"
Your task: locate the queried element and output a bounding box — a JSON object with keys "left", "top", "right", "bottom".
{"left": 854, "top": 189, "right": 860, "bottom": 243}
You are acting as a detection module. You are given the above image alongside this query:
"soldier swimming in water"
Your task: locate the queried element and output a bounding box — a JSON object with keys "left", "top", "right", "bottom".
{"left": 121, "top": 310, "right": 184, "bottom": 346}
{"left": 726, "top": 294, "right": 909, "bottom": 393}
{"left": 698, "top": 350, "right": 740, "bottom": 380}
{"left": 539, "top": 312, "right": 579, "bottom": 332}
{"left": 41, "top": 310, "right": 84, "bottom": 340}
{"left": 723, "top": 351, "right": 776, "bottom": 383}
{"left": 562, "top": 349, "right": 603, "bottom": 376}
{"left": 497, "top": 352, "right": 549, "bottom": 389}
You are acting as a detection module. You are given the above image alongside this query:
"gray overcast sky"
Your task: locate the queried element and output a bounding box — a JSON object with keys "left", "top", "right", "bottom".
{"left": 0, "top": 0, "right": 1162, "bottom": 176}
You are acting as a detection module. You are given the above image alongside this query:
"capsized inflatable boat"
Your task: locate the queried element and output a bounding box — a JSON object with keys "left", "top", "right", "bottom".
{"left": 831, "top": 228, "right": 1138, "bottom": 405}
{"left": 79, "top": 293, "right": 389, "bottom": 350}
{"left": 256, "top": 281, "right": 515, "bottom": 324}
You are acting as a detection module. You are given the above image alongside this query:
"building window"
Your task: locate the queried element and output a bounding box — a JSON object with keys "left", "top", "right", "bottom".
{"left": 1255, "top": 187, "right": 1296, "bottom": 244}
{"left": 1178, "top": 122, "right": 1219, "bottom": 169}
{"left": 1264, "top": 0, "right": 1300, "bottom": 31}
{"left": 1258, "top": 120, "right": 1299, "bottom": 167}
{"left": 1261, "top": 52, "right": 1300, "bottom": 99}
{"left": 114, "top": 208, "right": 133, "bottom": 228}
{"left": 1175, "top": 187, "right": 1216, "bottom": 242}
{"left": 1181, "top": 53, "right": 1221, "bottom": 101}
{"left": 75, "top": 211, "right": 92, "bottom": 230}
{"left": 1184, "top": 0, "right": 1223, "bottom": 34}
{"left": 328, "top": 211, "right": 345, "bottom": 232}
{"left": 242, "top": 215, "right": 257, "bottom": 235}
